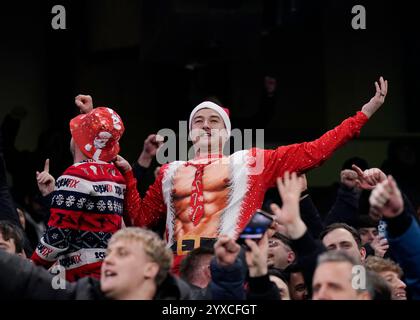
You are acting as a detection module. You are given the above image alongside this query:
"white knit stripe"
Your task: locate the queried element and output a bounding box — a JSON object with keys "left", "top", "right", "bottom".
{"left": 73, "top": 159, "right": 109, "bottom": 167}
{"left": 57, "top": 248, "right": 107, "bottom": 270}
{"left": 219, "top": 150, "right": 250, "bottom": 237}
{"left": 35, "top": 238, "right": 68, "bottom": 261}
{"left": 55, "top": 175, "right": 125, "bottom": 199}
{"left": 161, "top": 161, "right": 185, "bottom": 247}
{"left": 92, "top": 149, "right": 102, "bottom": 161}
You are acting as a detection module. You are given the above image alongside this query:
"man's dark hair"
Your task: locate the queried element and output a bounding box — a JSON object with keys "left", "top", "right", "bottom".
{"left": 271, "top": 232, "right": 292, "bottom": 248}
{"left": 179, "top": 247, "right": 214, "bottom": 284}
{"left": 320, "top": 223, "right": 362, "bottom": 249}
{"left": 355, "top": 215, "right": 379, "bottom": 229}
{"left": 0, "top": 220, "right": 24, "bottom": 253}
{"left": 282, "top": 263, "right": 303, "bottom": 283}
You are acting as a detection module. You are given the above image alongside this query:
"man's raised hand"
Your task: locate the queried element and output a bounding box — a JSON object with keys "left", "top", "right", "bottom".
{"left": 114, "top": 155, "right": 132, "bottom": 174}
{"left": 36, "top": 159, "right": 55, "bottom": 197}
{"left": 352, "top": 165, "right": 387, "bottom": 190}
{"left": 340, "top": 169, "right": 360, "bottom": 189}
{"left": 270, "top": 172, "right": 306, "bottom": 239}
{"left": 361, "top": 76, "right": 388, "bottom": 118}
{"left": 245, "top": 233, "right": 269, "bottom": 277}
{"left": 370, "top": 236, "right": 389, "bottom": 258}
{"left": 75, "top": 94, "right": 94, "bottom": 114}
{"left": 143, "top": 134, "right": 164, "bottom": 158}
{"left": 137, "top": 134, "right": 164, "bottom": 168}
{"left": 214, "top": 235, "right": 241, "bottom": 267}
{"left": 369, "top": 175, "right": 404, "bottom": 219}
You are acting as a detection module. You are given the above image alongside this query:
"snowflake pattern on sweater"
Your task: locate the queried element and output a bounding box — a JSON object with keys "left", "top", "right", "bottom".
{"left": 31, "top": 160, "right": 126, "bottom": 282}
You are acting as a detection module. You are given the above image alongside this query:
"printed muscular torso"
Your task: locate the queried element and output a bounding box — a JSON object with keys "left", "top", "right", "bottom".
{"left": 172, "top": 158, "right": 230, "bottom": 239}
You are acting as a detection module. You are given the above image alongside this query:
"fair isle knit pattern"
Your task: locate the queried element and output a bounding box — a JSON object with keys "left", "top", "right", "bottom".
{"left": 31, "top": 159, "right": 126, "bottom": 281}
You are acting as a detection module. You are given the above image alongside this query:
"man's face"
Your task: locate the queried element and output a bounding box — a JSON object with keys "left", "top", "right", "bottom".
{"left": 269, "top": 275, "right": 290, "bottom": 300}
{"left": 190, "top": 108, "right": 227, "bottom": 151}
{"left": 379, "top": 271, "right": 407, "bottom": 300}
{"left": 358, "top": 227, "right": 378, "bottom": 245}
{"left": 101, "top": 239, "right": 157, "bottom": 300}
{"left": 267, "top": 238, "right": 294, "bottom": 269}
{"left": 312, "top": 261, "right": 366, "bottom": 300}
{"left": 289, "top": 272, "right": 308, "bottom": 300}
{"left": 322, "top": 228, "right": 365, "bottom": 263}
{"left": 0, "top": 233, "right": 17, "bottom": 254}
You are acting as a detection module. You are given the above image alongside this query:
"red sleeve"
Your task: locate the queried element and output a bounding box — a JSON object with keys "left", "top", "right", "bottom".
{"left": 123, "top": 166, "right": 167, "bottom": 228}
{"left": 257, "top": 111, "right": 369, "bottom": 188}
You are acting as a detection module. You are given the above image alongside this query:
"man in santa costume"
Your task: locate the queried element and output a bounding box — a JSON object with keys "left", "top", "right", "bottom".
{"left": 32, "top": 96, "right": 127, "bottom": 281}
{"left": 118, "top": 77, "right": 388, "bottom": 272}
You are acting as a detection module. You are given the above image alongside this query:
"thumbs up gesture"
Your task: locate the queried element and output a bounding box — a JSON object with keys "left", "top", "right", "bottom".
{"left": 36, "top": 159, "right": 55, "bottom": 196}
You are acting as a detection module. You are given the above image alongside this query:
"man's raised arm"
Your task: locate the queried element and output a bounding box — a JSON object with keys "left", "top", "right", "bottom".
{"left": 257, "top": 77, "right": 388, "bottom": 188}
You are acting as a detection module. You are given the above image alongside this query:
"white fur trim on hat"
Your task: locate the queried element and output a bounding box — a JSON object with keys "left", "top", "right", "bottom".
{"left": 189, "top": 101, "right": 231, "bottom": 137}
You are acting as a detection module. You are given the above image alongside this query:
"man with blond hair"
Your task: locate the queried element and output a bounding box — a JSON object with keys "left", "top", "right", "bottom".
{"left": 0, "top": 227, "right": 191, "bottom": 300}
{"left": 101, "top": 227, "right": 178, "bottom": 299}
{"left": 365, "top": 255, "right": 407, "bottom": 299}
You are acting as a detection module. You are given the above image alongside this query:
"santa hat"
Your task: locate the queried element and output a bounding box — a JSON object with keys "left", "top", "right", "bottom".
{"left": 189, "top": 101, "right": 231, "bottom": 137}
{"left": 70, "top": 107, "right": 125, "bottom": 162}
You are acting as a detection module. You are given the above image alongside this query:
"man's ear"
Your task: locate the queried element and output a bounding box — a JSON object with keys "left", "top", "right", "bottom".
{"left": 144, "top": 262, "right": 160, "bottom": 281}
{"left": 204, "top": 264, "right": 211, "bottom": 281}
{"left": 358, "top": 290, "right": 371, "bottom": 300}
{"left": 360, "top": 246, "right": 366, "bottom": 263}
{"left": 288, "top": 251, "right": 296, "bottom": 264}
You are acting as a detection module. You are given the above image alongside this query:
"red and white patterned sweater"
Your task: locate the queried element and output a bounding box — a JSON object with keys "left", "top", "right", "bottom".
{"left": 31, "top": 160, "right": 126, "bottom": 282}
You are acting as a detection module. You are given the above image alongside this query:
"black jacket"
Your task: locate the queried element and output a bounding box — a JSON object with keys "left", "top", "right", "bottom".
{"left": 324, "top": 184, "right": 361, "bottom": 227}
{"left": 0, "top": 250, "right": 191, "bottom": 300}
{"left": 299, "top": 193, "right": 324, "bottom": 239}
{"left": 290, "top": 230, "right": 326, "bottom": 298}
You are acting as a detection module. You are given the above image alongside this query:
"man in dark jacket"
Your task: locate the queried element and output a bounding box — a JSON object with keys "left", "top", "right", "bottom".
{"left": 369, "top": 175, "right": 420, "bottom": 299}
